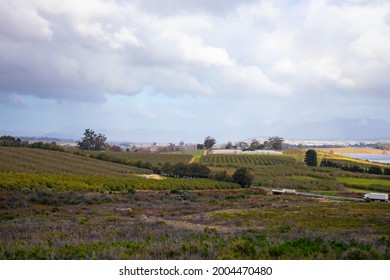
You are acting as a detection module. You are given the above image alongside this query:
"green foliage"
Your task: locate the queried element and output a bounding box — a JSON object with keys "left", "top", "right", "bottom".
{"left": 204, "top": 136, "right": 216, "bottom": 149}
{"left": 210, "top": 170, "right": 232, "bottom": 182}
{"left": 304, "top": 149, "right": 317, "bottom": 166}
{"left": 320, "top": 157, "right": 388, "bottom": 176}
{"left": 0, "top": 147, "right": 143, "bottom": 176}
{"left": 265, "top": 136, "right": 284, "bottom": 150}
{"left": 78, "top": 151, "right": 192, "bottom": 168}
{"left": 232, "top": 167, "right": 255, "bottom": 188}
{"left": 201, "top": 154, "right": 296, "bottom": 167}
{"left": 336, "top": 177, "right": 390, "bottom": 192}
{"left": 0, "top": 135, "right": 26, "bottom": 147}
{"left": 368, "top": 166, "right": 383, "bottom": 175}
{"left": 77, "top": 129, "right": 107, "bottom": 151}
{"left": 0, "top": 172, "right": 240, "bottom": 192}
{"left": 161, "top": 163, "right": 210, "bottom": 178}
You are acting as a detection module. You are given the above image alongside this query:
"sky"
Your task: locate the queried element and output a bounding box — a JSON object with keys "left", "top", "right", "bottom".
{"left": 1, "top": 0, "right": 390, "bottom": 143}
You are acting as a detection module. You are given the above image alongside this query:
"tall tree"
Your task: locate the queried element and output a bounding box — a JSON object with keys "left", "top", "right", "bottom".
{"left": 304, "top": 149, "right": 317, "bottom": 166}
{"left": 204, "top": 136, "right": 216, "bottom": 149}
{"left": 267, "top": 136, "right": 284, "bottom": 150}
{"left": 249, "top": 139, "right": 264, "bottom": 150}
{"left": 77, "top": 129, "right": 107, "bottom": 151}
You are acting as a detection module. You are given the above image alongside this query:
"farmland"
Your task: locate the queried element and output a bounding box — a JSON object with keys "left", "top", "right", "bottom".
{"left": 77, "top": 150, "right": 193, "bottom": 166}
{"left": 200, "top": 154, "right": 296, "bottom": 167}
{"left": 0, "top": 147, "right": 144, "bottom": 176}
{"left": 0, "top": 147, "right": 389, "bottom": 259}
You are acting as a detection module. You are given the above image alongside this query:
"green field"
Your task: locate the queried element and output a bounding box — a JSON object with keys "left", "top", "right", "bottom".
{"left": 1, "top": 147, "right": 390, "bottom": 260}
{"left": 78, "top": 150, "right": 193, "bottom": 166}
{"left": 337, "top": 177, "right": 390, "bottom": 192}
{"left": 0, "top": 147, "right": 144, "bottom": 176}
{"left": 0, "top": 172, "right": 239, "bottom": 192}
{"left": 201, "top": 154, "right": 296, "bottom": 166}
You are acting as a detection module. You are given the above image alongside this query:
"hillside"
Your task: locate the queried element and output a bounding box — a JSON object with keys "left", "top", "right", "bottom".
{"left": 0, "top": 147, "right": 145, "bottom": 176}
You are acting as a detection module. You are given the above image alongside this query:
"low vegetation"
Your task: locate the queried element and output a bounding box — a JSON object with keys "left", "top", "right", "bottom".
{"left": 0, "top": 145, "right": 389, "bottom": 260}
{"left": 0, "top": 189, "right": 388, "bottom": 259}
{"left": 75, "top": 150, "right": 193, "bottom": 168}
{"left": 0, "top": 172, "right": 239, "bottom": 192}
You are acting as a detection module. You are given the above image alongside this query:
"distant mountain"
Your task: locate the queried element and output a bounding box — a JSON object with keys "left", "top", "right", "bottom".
{"left": 2, "top": 118, "right": 389, "bottom": 144}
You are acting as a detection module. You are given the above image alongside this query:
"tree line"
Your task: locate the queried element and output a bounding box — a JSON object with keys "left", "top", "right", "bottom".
{"left": 0, "top": 135, "right": 64, "bottom": 151}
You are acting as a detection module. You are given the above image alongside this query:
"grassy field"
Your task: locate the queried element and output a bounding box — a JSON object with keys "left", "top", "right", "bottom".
{"left": 1, "top": 147, "right": 390, "bottom": 259}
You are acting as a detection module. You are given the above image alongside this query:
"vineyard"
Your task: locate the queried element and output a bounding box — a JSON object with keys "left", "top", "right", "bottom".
{"left": 0, "top": 147, "right": 145, "bottom": 176}
{"left": 77, "top": 151, "right": 193, "bottom": 166}
{"left": 0, "top": 172, "right": 240, "bottom": 192}
{"left": 200, "top": 154, "right": 297, "bottom": 167}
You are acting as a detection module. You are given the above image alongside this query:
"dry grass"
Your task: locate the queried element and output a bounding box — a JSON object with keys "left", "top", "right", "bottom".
{"left": 1, "top": 188, "right": 389, "bottom": 259}
{"left": 317, "top": 147, "right": 388, "bottom": 155}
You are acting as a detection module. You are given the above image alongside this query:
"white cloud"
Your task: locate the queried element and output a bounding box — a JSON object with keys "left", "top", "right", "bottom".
{"left": 1, "top": 0, "right": 390, "bottom": 103}
{"left": 0, "top": 0, "right": 52, "bottom": 40}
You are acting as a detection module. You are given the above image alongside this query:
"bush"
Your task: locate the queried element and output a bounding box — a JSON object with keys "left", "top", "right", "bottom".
{"left": 232, "top": 167, "right": 255, "bottom": 188}
{"left": 304, "top": 149, "right": 317, "bottom": 166}
{"left": 368, "top": 166, "right": 383, "bottom": 175}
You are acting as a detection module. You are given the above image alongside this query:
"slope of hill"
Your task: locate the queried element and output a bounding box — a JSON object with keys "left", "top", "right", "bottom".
{"left": 0, "top": 147, "right": 145, "bottom": 176}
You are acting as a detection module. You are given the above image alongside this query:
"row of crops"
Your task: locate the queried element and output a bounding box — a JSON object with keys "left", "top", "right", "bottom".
{"left": 77, "top": 151, "right": 193, "bottom": 166}
{"left": 0, "top": 172, "right": 240, "bottom": 192}
{"left": 0, "top": 147, "right": 144, "bottom": 176}
{"left": 200, "top": 154, "right": 297, "bottom": 167}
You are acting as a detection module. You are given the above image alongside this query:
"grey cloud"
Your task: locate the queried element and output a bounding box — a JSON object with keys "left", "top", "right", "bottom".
{"left": 1, "top": 0, "right": 390, "bottom": 103}
{"left": 131, "top": 0, "right": 258, "bottom": 15}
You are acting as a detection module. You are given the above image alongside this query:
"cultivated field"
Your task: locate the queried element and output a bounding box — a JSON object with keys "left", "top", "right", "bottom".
{"left": 0, "top": 147, "right": 144, "bottom": 176}
{"left": 77, "top": 150, "right": 193, "bottom": 166}
{"left": 201, "top": 154, "right": 296, "bottom": 167}
{"left": 316, "top": 147, "right": 388, "bottom": 155}
{"left": 1, "top": 147, "right": 389, "bottom": 260}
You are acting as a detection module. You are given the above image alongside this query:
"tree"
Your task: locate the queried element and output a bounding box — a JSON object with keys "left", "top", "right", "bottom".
{"left": 196, "top": 144, "right": 204, "bottom": 150}
{"left": 304, "top": 149, "right": 317, "bottom": 166}
{"left": 204, "top": 136, "right": 216, "bottom": 149}
{"left": 109, "top": 145, "right": 122, "bottom": 152}
{"left": 236, "top": 141, "right": 249, "bottom": 150}
{"left": 249, "top": 139, "right": 264, "bottom": 150}
{"left": 225, "top": 141, "right": 234, "bottom": 149}
{"left": 232, "top": 167, "right": 255, "bottom": 188}
{"left": 77, "top": 129, "right": 107, "bottom": 151}
{"left": 368, "top": 166, "right": 383, "bottom": 175}
{"left": 267, "top": 136, "right": 284, "bottom": 150}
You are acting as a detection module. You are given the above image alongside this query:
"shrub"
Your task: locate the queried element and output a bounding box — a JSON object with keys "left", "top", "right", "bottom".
{"left": 368, "top": 166, "right": 383, "bottom": 175}
{"left": 232, "top": 167, "right": 255, "bottom": 188}
{"left": 304, "top": 149, "right": 317, "bottom": 166}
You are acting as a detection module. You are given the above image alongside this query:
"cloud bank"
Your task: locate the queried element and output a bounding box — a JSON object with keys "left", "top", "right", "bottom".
{"left": 1, "top": 0, "right": 390, "bottom": 103}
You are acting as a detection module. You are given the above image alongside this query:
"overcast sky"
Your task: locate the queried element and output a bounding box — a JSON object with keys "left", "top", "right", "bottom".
{"left": 1, "top": 0, "right": 390, "bottom": 143}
